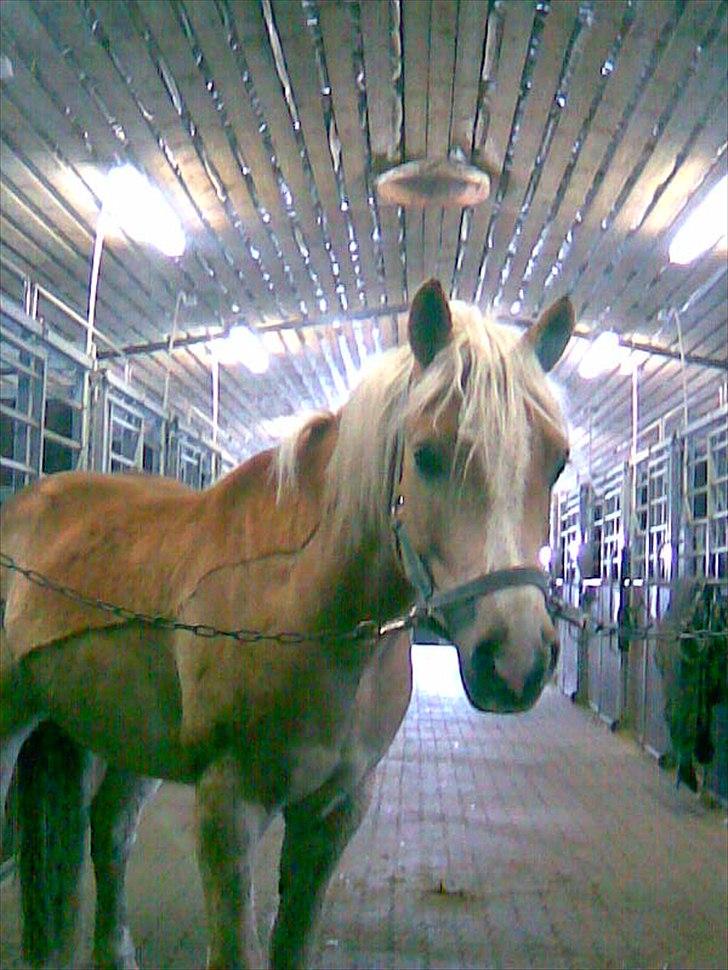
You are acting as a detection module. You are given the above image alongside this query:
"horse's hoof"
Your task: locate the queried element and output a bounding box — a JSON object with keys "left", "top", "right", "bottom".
{"left": 93, "top": 928, "right": 139, "bottom": 970}
{"left": 93, "top": 952, "right": 138, "bottom": 970}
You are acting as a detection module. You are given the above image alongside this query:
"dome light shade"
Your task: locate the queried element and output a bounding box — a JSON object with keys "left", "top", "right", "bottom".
{"left": 375, "top": 158, "right": 490, "bottom": 208}
{"left": 103, "top": 165, "right": 185, "bottom": 257}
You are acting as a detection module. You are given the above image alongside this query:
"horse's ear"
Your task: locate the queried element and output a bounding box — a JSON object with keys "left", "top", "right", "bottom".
{"left": 408, "top": 278, "right": 453, "bottom": 369}
{"left": 523, "top": 296, "right": 575, "bottom": 372}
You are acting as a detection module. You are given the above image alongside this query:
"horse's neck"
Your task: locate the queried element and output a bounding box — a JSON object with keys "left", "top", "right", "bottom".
{"left": 211, "top": 420, "right": 412, "bottom": 636}
{"left": 283, "top": 418, "right": 412, "bottom": 634}
{"left": 311, "top": 524, "right": 413, "bottom": 636}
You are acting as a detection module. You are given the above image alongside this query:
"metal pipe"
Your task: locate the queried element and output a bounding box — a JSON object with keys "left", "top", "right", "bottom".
{"left": 163, "top": 292, "right": 184, "bottom": 414}
{"left": 631, "top": 366, "right": 638, "bottom": 462}
{"left": 212, "top": 356, "right": 219, "bottom": 446}
{"left": 87, "top": 209, "right": 108, "bottom": 360}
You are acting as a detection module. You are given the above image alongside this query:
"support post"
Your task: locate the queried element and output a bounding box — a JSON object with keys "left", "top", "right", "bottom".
{"left": 669, "top": 433, "right": 684, "bottom": 581}
{"left": 81, "top": 210, "right": 106, "bottom": 469}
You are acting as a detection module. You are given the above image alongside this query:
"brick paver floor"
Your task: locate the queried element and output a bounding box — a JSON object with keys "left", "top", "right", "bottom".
{"left": 1, "top": 644, "right": 726, "bottom": 968}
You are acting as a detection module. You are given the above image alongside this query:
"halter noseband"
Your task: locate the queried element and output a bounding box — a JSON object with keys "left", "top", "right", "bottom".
{"left": 387, "top": 421, "right": 549, "bottom": 637}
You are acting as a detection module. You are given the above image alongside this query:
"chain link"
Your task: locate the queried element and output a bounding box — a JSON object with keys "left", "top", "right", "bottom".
{"left": 0, "top": 553, "right": 385, "bottom": 645}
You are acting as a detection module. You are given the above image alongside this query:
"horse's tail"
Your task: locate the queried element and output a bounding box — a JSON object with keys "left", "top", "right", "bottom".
{"left": 17, "top": 721, "right": 90, "bottom": 966}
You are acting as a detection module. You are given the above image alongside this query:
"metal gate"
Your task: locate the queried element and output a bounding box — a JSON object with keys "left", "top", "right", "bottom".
{"left": 91, "top": 371, "right": 166, "bottom": 476}
{"left": 166, "top": 420, "right": 233, "bottom": 489}
{"left": 1, "top": 295, "right": 90, "bottom": 501}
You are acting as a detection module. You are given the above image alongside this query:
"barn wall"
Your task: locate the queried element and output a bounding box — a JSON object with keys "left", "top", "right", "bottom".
{"left": 552, "top": 416, "right": 728, "bottom": 803}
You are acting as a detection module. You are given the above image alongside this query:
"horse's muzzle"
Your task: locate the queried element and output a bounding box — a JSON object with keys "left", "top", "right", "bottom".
{"left": 460, "top": 631, "right": 555, "bottom": 714}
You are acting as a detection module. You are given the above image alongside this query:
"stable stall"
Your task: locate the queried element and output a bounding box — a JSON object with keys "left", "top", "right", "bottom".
{"left": 552, "top": 403, "right": 728, "bottom": 801}
{"left": 0, "top": 293, "right": 90, "bottom": 499}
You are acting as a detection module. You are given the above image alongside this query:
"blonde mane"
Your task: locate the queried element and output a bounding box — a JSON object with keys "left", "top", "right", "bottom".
{"left": 276, "top": 301, "right": 566, "bottom": 552}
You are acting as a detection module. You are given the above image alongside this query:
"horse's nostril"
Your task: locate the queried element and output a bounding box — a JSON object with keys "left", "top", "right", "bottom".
{"left": 471, "top": 630, "right": 506, "bottom": 674}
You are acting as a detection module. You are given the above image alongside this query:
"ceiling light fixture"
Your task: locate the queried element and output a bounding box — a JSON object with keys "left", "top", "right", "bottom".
{"left": 537, "top": 545, "right": 552, "bottom": 571}
{"left": 103, "top": 165, "right": 185, "bottom": 257}
{"left": 577, "top": 331, "right": 624, "bottom": 380}
{"left": 212, "top": 326, "right": 270, "bottom": 374}
{"left": 375, "top": 158, "right": 491, "bottom": 208}
{"left": 669, "top": 174, "right": 727, "bottom": 265}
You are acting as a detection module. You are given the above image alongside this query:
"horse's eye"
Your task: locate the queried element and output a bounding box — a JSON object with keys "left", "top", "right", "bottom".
{"left": 413, "top": 443, "right": 450, "bottom": 480}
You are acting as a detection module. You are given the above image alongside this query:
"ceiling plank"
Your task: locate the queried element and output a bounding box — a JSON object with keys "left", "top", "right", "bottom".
{"left": 596, "top": 141, "right": 727, "bottom": 341}
{"left": 36, "top": 0, "right": 276, "bottom": 320}
{"left": 134, "top": 0, "right": 311, "bottom": 320}
{"left": 359, "top": 0, "right": 406, "bottom": 308}
{"left": 568, "top": 9, "right": 728, "bottom": 321}
{"left": 401, "top": 0, "right": 430, "bottom": 296}
{"left": 518, "top": 0, "right": 676, "bottom": 315}
{"left": 317, "top": 0, "right": 388, "bottom": 311}
{"left": 436, "top": 0, "right": 489, "bottom": 292}
{"left": 452, "top": 0, "right": 534, "bottom": 302}
{"left": 473, "top": 0, "right": 598, "bottom": 310}
{"left": 529, "top": 0, "right": 719, "bottom": 316}
{"left": 492, "top": 0, "right": 630, "bottom": 314}
{"left": 422, "top": 0, "right": 457, "bottom": 285}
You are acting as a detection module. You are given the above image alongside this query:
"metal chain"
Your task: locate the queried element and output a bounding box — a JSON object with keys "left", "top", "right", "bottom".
{"left": 0, "top": 553, "right": 385, "bottom": 644}
{"left": 548, "top": 593, "right": 726, "bottom": 642}
{"left": 1, "top": 553, "right": 724, "bottom": 646}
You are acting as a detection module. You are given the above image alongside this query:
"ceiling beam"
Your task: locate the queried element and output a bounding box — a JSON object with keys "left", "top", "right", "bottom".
{"left": 96, "top": 303, "right": 728, "bottom": 371}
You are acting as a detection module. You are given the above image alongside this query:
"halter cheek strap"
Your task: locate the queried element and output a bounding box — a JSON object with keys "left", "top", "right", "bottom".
{"left": 387, "top": 427, "right": 549, "bottom": 633}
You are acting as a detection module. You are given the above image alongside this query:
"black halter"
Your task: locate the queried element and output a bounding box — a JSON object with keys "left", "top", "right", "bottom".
{"left": 387, "top": 425, "right": 549, "bottom": 637}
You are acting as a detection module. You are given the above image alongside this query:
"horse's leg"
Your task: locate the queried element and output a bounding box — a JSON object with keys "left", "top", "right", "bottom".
{"left": 0, "top": 631, "right": 39, "bottom": 819}
{"left": 270, "top": 773, "right": 374, "bottom": 970}
{"left": 90, "top": 768, "right": 162, "bottom": 970}
{"left": 195, "top": 755, "right": 269, "bottom": 970}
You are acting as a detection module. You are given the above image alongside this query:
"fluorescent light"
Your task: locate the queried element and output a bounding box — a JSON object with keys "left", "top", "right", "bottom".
{"left": 103, "top": 165, "right": 185, "bottom": 257}
{"left": 212, "top": 326, "right": 270, "bottom": 374}
{"left": 669, "top": 175, "right": 727, "bottom": 265}
{"left": 538, "top": 545, "right": 552, "bottom": 570}
{"left": 567, "top": 539, "right": 580, "bottom": 564}
{"left": 578, "top": 330, "right": 622, "bottom": 379}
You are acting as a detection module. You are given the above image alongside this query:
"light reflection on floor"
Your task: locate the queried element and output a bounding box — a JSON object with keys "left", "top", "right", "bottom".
{"left": 411, "top": 642, "right": 464, "bottom": 697}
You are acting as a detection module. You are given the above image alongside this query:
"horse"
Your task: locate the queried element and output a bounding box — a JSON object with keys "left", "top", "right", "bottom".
{"left": 656, "top": 579, "right": 728, "bottom": 791}
{"left": 0, "top": 278, "right": 573, "bottom": 970}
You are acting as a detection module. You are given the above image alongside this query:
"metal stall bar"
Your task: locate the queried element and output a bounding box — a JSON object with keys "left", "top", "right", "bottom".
{"left": 682, "top": 406, "right": 728, "bottom": 578}
{"left": 166, "top": 421, "right": 221, "bottom": 489}
{"left": 0, "top": 317, "right": 46, "bottom": 499}
{"left": 554, "top": 491, "right": 580, "bottom": 699}
{"left": 1, "top": 295, "right": 92, "bottom": 482}
{"left": 92, "top": 370, "right": 167, "bottom": 475}
{"left": 707, "top": 422, "right": 727, "bottom": 578}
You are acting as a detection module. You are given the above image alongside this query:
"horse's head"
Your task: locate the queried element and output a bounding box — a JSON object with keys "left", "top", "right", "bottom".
{"left": 395, "top": 279, "right": 573, "bottom": 713}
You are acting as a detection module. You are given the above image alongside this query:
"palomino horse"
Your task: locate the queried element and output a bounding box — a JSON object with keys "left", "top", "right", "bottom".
{"left": 0, "top": 279, "right": 573, "bottom": 969}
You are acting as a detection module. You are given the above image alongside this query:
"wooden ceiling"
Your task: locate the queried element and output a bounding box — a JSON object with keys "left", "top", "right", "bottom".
{"left": 1, "top": 0, "right": 726, "bottom": 479}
